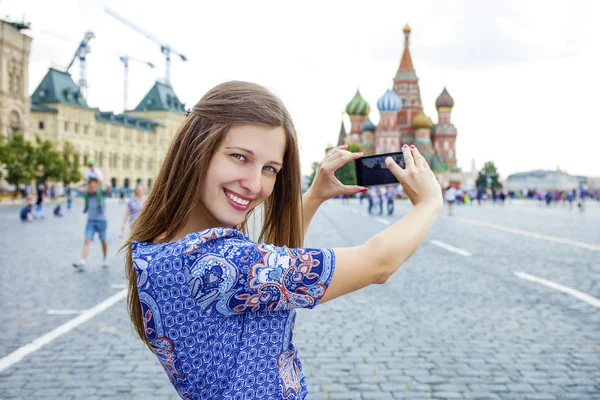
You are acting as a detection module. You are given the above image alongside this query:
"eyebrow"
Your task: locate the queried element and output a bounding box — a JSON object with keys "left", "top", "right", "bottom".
{"left": 225, "top": 146, "right": 283, "bottom": 167}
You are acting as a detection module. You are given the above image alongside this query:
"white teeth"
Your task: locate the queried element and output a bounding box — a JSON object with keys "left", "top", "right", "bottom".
{"left": 225, "top": 191, "right": 249, "bottom": 206}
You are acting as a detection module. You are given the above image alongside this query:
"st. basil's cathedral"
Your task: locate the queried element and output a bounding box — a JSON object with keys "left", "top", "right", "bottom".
{"left": 338, "top": 24, "right": 463, "bottom": 187}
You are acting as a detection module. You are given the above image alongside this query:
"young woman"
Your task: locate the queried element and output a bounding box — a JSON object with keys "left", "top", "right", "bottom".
{"left": 123, "top": 81, "right": 442, "bottom": 400}
{"left": 120, "top": 183, "right": 146, "bottom": 237}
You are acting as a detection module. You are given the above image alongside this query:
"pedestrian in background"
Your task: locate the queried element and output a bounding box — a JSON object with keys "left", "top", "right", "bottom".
{"left": 122, "top": 81, "right": 442, "bottom": 400}
{"left": 120, "top": 184, "right": 146, "bottom": 238}
{"left": 72, "top": 178, "right": 111, "bottom": 270}
{"left": 445, "top": 185, "right": 456, "bottom": 216}
{"left": 386, "top": 184, "right": 396, "bottom": 215}
{"left": 19, "top": 197, "right": 34, "bottom": 222}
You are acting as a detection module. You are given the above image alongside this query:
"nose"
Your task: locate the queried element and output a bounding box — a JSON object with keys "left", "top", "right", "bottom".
{"left": 240, "top": 167, "right": 262, "bottom": 196}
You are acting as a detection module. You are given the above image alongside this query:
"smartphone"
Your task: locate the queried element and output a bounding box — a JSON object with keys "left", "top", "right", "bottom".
{"left": 354, "top": 151, "right": 405, "bottom": 187}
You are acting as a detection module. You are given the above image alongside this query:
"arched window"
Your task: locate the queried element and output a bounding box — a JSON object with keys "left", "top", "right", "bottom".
{"left": 8, "top": 111, "right": 21, "bottom": 139}
{"left": 444, "top": 140, "right": 449, "bottom": 150}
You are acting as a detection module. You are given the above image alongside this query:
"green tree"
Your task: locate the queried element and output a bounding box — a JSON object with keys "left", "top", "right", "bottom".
{"left": 0, "top": 134, "right": 36, "bottom": 195}
{"left": 476, "top": 161, "right": 503, "bottom": 190}
{"left": 33, "top": 136, "right": 65, "bottom": 184}
{"left": 333, "top": 143, "right": 361, "bottom": 186}
{"left": 61, "top": 141, "right": 82, "bottom": 184}
{"left": 307, "top": 161, "right": 319, "bottom": 187}
{"left": 308, "top": 144, "right": 362, "bottom": 187}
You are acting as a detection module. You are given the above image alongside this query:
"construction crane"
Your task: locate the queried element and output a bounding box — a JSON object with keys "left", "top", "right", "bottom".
{"left": 119, "top": 55, "right": 155, "bottom": 111}
{"left": 104, "top": 7, "right": 187, "bottom": 86}
{"left": 66, "top": 31, "right": 95, "bottom": 100}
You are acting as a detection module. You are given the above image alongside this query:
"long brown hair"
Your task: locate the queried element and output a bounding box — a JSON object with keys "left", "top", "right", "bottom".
{"left": 122, "top": 81, "right": 304, "bottom": 347}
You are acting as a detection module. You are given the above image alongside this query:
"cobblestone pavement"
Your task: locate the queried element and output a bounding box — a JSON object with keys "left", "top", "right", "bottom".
{"left": 0, "top": 199, "right": 599, "bottom": 399}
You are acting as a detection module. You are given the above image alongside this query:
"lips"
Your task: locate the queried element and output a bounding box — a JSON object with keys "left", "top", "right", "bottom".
{"left": 223, "top": 188, "right": 253, "bottom": 212}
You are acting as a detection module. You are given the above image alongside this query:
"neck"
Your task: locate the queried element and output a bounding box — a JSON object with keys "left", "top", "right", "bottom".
{"left": 169, "top": 203, "right": 220, "bottom": 242}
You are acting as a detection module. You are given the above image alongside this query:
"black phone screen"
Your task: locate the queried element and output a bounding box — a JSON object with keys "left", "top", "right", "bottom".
{"left": 354, "top": 151, "right": 405, "bottom": 187}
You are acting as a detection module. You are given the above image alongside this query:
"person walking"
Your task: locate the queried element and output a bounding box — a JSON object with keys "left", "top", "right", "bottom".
{"left": 120, "top": 184, "right": 146, "bottom": 238}
{"left": 122, "top": 81, "right": 442, "bottom": 400}
{"left": 377, "top": 186, "right": 387, "bottom": 215}
{"left": 72, "top": 178, "right": 111, "bottom": 270}
{"left": 386, "top": 184, "right": 397, "bottom": 215}
{"left": 445, "top": 185, "right": 457, "bottom": 216}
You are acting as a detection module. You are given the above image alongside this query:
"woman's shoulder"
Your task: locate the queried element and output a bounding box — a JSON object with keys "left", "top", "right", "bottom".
{"left": 132, "top": 227, "right": 252, "bottom": 256}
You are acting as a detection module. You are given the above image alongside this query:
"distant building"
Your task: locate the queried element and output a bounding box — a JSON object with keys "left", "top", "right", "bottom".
{"left": 338, "top": 24, "right": 465, "bottom": 188}
{"left": 505, "top": 169, "right": 580, "bottom": 191}
{"left": 29, "top": 68, "right": 185, "bottom": 189}
{"left": 0, "top": 19, "right": 32, "bottom": 139}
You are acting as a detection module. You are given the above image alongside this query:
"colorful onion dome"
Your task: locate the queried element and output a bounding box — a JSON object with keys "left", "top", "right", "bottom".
{"left": 345, "top": 89, "right": 370, "bottom": 116}
{"left": 413, "top": 110, "right": 434, "bottom": 129}
{"left": 377, "top": 89, "right": 402, "bottom": 112}
{"left": 361, "top": 118, "right": 376, "bottom": 132}
{"left": 435, "top": 87, "right": 455, "bottom": 109}
{"left": 403, "top": 23, "right": 411, "bottom": 33}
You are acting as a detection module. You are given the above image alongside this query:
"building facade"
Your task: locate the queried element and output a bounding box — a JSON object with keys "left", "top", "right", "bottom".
{"left": 29, "top": 68, "right": 185, "bottom": 189}
{"left": 0, "top": 19, "right": 32, "bottom": 139}
{"left": 339, "top": 24, "right": 464, "bottom": 187}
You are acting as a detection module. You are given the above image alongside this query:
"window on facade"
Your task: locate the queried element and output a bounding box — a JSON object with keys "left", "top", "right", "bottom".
{"left": 98, "top": 152, "right": 104, "bottom": 167}
{"left": 64, "top": 121, "right": 68, "bottom": 131}
{"left": 74, "top": 123, "right": 79, "bottom": 133}
{"left": 84, "top": 154, "right": 88, "bottom": 165}
{"left": 38, "top": 121, "right": 44, "bottom": 130}
{"left": 8, "top": 111, "right": 20, "bottom": 139}
{"left": 84, "top": 125, "right": 89, "bottom": 134}
{"left": 444, "top": 141, "right": 449, "bottom": 150}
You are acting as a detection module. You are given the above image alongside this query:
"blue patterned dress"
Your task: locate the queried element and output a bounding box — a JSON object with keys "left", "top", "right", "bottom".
{"left": 132, "top": 227, "right": 336, "bottom": 399}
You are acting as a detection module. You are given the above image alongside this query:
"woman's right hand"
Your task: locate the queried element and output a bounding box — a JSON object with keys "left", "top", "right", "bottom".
{"left": 385, "top": 145, "right": 443, "bottom": 209}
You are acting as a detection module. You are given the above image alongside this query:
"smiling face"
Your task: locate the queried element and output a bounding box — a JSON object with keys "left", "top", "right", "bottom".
{"left": 197, "top": 124, "right": 286, "bottom": 229}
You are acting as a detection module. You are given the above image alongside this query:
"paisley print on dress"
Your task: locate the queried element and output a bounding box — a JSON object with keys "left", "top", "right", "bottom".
{"left": 132, "top": 227, "right": 335, "bottom": 399}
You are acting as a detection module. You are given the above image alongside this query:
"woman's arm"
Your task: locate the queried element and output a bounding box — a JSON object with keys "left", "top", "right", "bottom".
{"left": 301, "top": 192, "right": 322, "bottom": 239}
{"left": 320, "top": 145, "right": 443, "bottom": 304}
{"left": 302, "top": 144, "right": 366, "bottom": 238}
{"left": 321, "top": 201, "right": 441, "bottom": 304}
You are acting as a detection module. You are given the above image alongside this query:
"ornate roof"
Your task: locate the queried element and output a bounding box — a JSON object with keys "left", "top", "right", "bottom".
{"left": 134, "top": 81, "right": 185, "bottom": 114}
{"left": 95, "top": 111, "right": 161, "bottom": 132}
{"left": 377, "top": 89, "right": 402, "bottom": 112}
{"left": 435, "top": 87, "right": 455, "bottom": 109}
{"left": 396, "top": 24, "right": 417, "bottom": 80}
{"left": 403, "top": 23, "right": 411, "bottom": 33}
{"left": 337, "top": 120, "right": 347, "bottom": 146}
{"left": 345, "top": 89, "right": 370, "bottom": 116}
{"left": 361, "top": 118, "right": 376, "bottom": 132}
{"left": 413, "top": 110, "right": 434, "bottom": 129}
{"left": 31, "top": 68, "right": 89, "bottom": 109}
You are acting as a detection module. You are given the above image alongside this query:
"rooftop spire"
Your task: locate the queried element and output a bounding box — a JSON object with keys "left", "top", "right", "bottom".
{"left": 398, "top": 23, "right": 415, "bottom": 75}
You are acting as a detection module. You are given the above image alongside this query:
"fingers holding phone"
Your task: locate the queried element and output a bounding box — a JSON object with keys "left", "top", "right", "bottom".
{"left": 386, "top": 145, "right": 442, "bottom": 208}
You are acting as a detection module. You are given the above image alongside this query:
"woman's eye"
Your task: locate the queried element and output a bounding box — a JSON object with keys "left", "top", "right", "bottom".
{"left": 263, "top": 166, "right": 278, "bottom": 174}
{"left": 231, "top": 154, "right": 246, "bottom": 162}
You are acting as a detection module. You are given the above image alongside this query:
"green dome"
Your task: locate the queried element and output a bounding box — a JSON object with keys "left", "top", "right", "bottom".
{"left": 413, "top": 110, "right": 434, "bottom": 129}
{"left": 346, "top": 90, "right": 371, "bottom": 116}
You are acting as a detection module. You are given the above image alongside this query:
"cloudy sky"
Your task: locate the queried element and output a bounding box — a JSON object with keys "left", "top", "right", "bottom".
{"left": 4, "top": 0, "right": 599, "bottom": 177}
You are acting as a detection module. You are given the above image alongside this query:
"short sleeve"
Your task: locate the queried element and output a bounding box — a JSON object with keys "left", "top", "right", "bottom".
{"left": 187, "top": 240, "right": 335, "bottom": 315}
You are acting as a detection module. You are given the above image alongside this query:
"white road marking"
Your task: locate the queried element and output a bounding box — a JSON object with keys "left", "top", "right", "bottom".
{"left": 111, "top": 283, "right": 127, "bottom": 289}
{"left": 448, "top": 216, "right": 600, "bottom": 251}
{"left": 46, "top": 309, "right": 85, "bottom": 315}
{"left": 0, "top": 289, "right": 127, "bottom": 373}
{"left": 430, "top": 240, "right": 472, "bottom": 257}
{"left": 375, "top": 217, "right": 391, "bottom": 225}
{"left": 514, "top": 271, "right": 600, "bottom": 309}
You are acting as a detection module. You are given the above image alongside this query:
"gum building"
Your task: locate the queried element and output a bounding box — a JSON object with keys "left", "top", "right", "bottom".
{"left": 29, "top": 69, "right": 185, "bottom": 189}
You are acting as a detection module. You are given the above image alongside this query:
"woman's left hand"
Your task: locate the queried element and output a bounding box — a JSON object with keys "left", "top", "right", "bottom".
{"left": 307, "top": 144, "right": 367, "bottom": 203}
